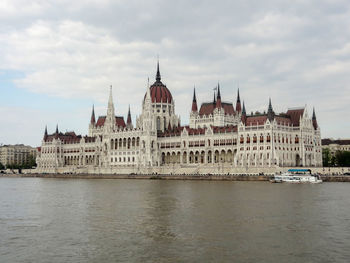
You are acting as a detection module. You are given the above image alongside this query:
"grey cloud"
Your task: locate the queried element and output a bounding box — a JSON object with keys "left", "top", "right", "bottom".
{"left": 1, "top": 0, "right": 350, "bottom": 145}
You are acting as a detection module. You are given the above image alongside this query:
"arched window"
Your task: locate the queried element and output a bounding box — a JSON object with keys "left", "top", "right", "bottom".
{"left": 157, "top": 117, "right": 161, "bottom": 131}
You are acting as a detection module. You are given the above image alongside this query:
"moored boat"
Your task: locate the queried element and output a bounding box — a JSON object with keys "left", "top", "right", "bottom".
{"left": 270, "top": 169, "right": 322, "bottom": 183}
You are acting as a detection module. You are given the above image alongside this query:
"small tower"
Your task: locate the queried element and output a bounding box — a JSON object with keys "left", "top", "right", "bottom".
{"left": 267, "top": 98, "right": 275, "bottom": 122}
{"left": 312, "top": 107, "right": 318, "bottom": 130}
{"left": 236, "top": 88, "right": 241, "bottom": 112}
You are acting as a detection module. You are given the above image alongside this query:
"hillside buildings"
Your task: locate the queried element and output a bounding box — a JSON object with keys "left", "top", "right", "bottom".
{"left": 322, "top": 139, "right": 350, "bottom": 156}
{"left": 0, "top": 144, "right": 37, "bottom": 167}
{"left": 35, "top": 63, "right": 322, "bottom": 174}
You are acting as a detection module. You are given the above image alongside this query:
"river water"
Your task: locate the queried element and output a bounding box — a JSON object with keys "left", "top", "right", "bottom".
{"left": 1, "top": 178, "right": 350, "bottom": 263}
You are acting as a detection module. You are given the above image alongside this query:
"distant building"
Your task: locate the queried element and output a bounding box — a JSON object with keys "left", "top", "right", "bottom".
{"left": 36, "top": 62, "right": 322, "bottom": 174}
{"left": 0, "top": 144, "right": 37, "bottom": 167}
{"left": 322, "top": 139, "right": 350, "bottom": 156}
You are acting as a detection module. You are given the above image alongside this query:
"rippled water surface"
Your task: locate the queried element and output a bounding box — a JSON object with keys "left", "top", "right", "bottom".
{"left": 1, "top": 178, "right": 350, "bottom": 262}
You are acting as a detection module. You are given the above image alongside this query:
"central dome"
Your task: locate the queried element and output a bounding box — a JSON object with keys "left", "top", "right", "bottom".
{"left": 144, "top": 62, "right": 173, "bottom": 104}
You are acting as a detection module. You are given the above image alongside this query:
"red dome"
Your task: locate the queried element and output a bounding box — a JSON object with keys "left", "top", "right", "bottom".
{"left": 149, "top": 82, "right": 173, "bottom": 103}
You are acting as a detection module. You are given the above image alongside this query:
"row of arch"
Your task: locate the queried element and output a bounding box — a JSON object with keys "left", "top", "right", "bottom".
{"left": 161, "top": 150, "right": 236, "bottom": 165}
{"left": 64, "top": 155, "right": 99, "bottom": 166}
{"left": 110, "top": 137, "right": 140, "bottom": 150}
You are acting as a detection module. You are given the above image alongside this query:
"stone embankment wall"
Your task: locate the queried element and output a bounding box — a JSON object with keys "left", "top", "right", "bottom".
{"left": 22, "top": 165, "right": 350, "bottom": 176}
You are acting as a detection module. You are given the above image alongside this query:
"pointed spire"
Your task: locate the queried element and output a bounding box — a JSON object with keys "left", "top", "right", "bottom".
{"left": 267, "top": 98, "right": 275, "bottom": 121}
{"left": 43, "top": 125, "right": 48, "bottom": 140}
{"left": 312, "top": 107, "right": 316, "bottom": 120}
{"left": 106, "top": 85, "right": 115, "bottom": 128}
{"left": 241, "top": 101, "right": 247, "bottom": 124}
{"left": 217, "top": 83, "right": 221, "bottom": 99}
{"left": 127, "top": 105, "right": 132, "bottom": 125}
{"left": 236, "top": 88, "right": 242, "bottom": 112}
{"left": 192, "top": 87, "right": 198, "bottom": 112}
{"left": 216, "top": 83, "right": 222, "bottom": 108}
{"left": 312, "top": 107, "right": 318, "bottom": 129}
{"left": 90, "top": 104, "right": 96, "bottom": 125}
{"left": 108, "top": 85, "right": 113, "bottom": 106}
{"left": 213, "top": 90, "right": 216, "bottom": 105}
{"left": 156, "top": 60, "right": 161, "bottom": 82}
{"left": 55, "top": 124, "right": 59, "bottom": 139}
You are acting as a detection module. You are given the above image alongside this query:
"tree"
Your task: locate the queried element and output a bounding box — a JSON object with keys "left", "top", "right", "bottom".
{"left": 0, "top": 162, "right": 4, "bottom": 170}
{"left": 335, "top": 151, "right": 350, "bottom": 167}
{"left": 322, "top": 148, "right": 331, "bottom": 167}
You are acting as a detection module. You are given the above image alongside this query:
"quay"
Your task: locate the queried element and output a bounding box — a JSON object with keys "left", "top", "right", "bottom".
{"left": 2, "top": 172, "right": 350, "bottom": 182}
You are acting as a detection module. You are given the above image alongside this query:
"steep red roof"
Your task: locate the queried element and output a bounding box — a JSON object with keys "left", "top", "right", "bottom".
{"left": 286, "top": 108, "right": 304, "bottom": 126}
{"left": 275, "top": 116, "right": 292, "bottom": 125}
{"left": 45, "top": 131, "right": 82, "bottom": 143}
{"left": 96, "top": 116, "right": 126, "bottom": 128}
{"left": 199, "top": 102, "right": 235, "bottom": 116}
{"left": 245, "top": 116, "right": 268, "bottom": 126}
{"left": 212, "top": 125, "right": 237, "bottom": 133}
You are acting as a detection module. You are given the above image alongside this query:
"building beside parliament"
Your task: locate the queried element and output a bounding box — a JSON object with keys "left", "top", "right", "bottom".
{"left": 36, "top": 63, "right": 322, "bottom": 174}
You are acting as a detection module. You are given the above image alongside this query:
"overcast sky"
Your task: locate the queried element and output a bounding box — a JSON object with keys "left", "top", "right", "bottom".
{"left": 1, "top": 0, "right": 350, "bottom": 146}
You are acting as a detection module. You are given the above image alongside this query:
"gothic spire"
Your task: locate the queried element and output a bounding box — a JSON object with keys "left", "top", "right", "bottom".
{"left": 216, "top": 83, "right": 222, "bottom": 108}
{"left": 90, "top": 104, "right": 96, "bottom": 125}
{"left": 127, "top": 105, "right": 132, "bottom": 125}
{"left": 312, "top": 107, "right": 318, "bottom": 129}
{"left": 267, "top": 98, "right": 275, "bottom": 121}
{"left": 106, "top": 85, "right": 115, "bottom": 128}
{"left": 156, "top": 60, "right": 161, "bottom": 82}
{"left": 217, "top": 83, "right": 221, "bottom": 100}
{"left": 241, "top": 101, "right": 247, "bottom": 123}
{"left": 236, "top": 88, "right": 242, "bottom": 112}
{"left": 55, "top": 124, "right": 59, "bottom": 139}
{"left": 191, "top": 87, "right": 198, "bottom": 112}
{"left": 213, "top": 90, "right": 216, "bottom": 105}
{"left": 312, "top": 107, "right": 316, "bottom": 120}
{"left": 44, "top": 125, "right": 48, "bottom": 140}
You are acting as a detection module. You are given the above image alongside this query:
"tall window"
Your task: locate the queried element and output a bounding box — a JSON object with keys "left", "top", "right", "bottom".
{"left": 157, "top": 117, "right": 161, "bottom": 131}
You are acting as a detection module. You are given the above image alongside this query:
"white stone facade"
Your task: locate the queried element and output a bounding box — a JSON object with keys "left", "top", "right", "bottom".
{"left": 36, "top": 65, "right": 322, "bottom": 174}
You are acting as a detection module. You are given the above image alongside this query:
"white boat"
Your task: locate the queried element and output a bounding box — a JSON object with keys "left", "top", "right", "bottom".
{"left": 270, "top": 169, "right": 322, "bottom": 184}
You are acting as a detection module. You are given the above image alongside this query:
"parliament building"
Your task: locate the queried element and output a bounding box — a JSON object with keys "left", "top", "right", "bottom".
{"left": 36, "top": 62, "right": 322, "bottom": 174}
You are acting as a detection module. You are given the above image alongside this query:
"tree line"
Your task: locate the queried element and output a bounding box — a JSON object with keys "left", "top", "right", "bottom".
{"left": 323, "top": 149, "right": 350, "bottom": 167}
{"left": 0, "top": 154, "right": 37, "bottom": 170}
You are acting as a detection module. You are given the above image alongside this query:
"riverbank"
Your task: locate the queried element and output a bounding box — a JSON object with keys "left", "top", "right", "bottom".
{"left": 2, "top": 173, "right": 350, "bottom": 182}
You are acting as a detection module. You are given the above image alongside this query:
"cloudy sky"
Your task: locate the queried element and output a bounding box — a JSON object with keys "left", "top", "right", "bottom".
{"left": 1, "top": 0, "right": 350, "bottom": 146}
